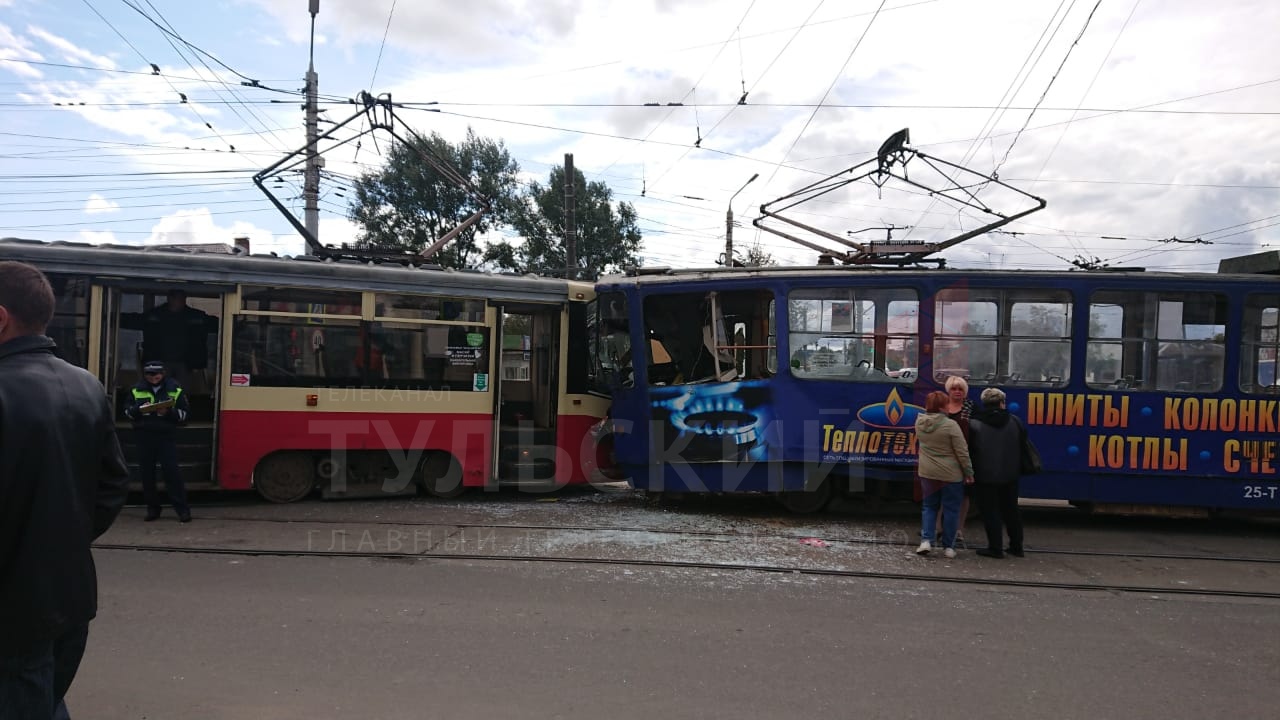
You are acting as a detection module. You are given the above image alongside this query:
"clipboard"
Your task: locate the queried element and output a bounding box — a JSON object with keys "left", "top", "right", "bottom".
{"left": 138, "top": 399, "right": 176, "bottom": 414}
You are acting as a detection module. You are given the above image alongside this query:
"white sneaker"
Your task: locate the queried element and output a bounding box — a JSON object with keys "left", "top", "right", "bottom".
{"left": 944, "top": 547, "right": 957, "bottom": 559}
{"left": 916, "top": 541, "right": 932, "bottom": 555}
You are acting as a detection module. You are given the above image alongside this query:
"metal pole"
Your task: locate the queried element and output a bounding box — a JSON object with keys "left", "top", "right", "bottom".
{"left": 303, "top": 0, "right": 322, "bottom": 250}
{"left": 724, "top": 205, "right": 733, "bottom": 267}
{"left": 725, "top": 173, "right": 759, "bottom": 266}
{"left": 564, "top": 153, "right": 576, "bottom": 280}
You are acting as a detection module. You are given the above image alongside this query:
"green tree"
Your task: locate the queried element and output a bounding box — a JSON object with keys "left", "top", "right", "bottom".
{"left": 740, "top": 241, "right": 776, "bottom": 267}
{"left": 348, "top": 128, "right": 521, "bottom": 268}
{"left": 485, "top": 165, "right": 642, "bottom": 280}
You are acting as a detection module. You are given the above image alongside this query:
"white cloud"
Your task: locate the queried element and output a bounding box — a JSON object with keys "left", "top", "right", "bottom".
{"left": 13, "top": 59, "right": 302, "bottom": 174}
{"left": 110, "top": 208, "right": 292, "bottom": 256}
{"left": 27, "top": 26, "right": 116, "bottom": 69}
{"left": 249, "top": 0, "right": 589, "bottom": 63}
{"left": 7, "top": 1, "right": 1280, "bottom": 273}
{"left": 275, "top": 217, "right": 360, "bottom": 257}
{"left": 78, "top": 230, "right": 119, "bottom": 245}
{"left": 0, "top": 23, "right": 45, "bottom": 78}
{"left": 130, "top": 210, "right": 360, "bottom": 258}
{"left": 84, "top": 193, "right": 120, "bottom": 214}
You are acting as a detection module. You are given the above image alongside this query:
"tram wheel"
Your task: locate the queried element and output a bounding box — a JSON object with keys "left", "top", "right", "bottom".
{"left": 254, "top": 452, "right": 317, "bottom": 504}
{"left": 418, "top": 452, "right": 466, "bottom": 499}
{"left": 777, "top": 478, "right": 834, "bottom": 514}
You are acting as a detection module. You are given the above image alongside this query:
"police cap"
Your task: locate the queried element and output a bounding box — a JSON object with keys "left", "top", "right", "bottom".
{"left": 142, "top": 360, "right": 166, "bottom": 374}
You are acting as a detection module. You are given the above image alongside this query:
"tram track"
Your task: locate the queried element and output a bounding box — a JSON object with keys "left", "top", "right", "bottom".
{"left": 93, "top": 541, "right": 1280, "bottom": 601}
{"left": 171, "top": 512, "right": 1280, "bottom": 566}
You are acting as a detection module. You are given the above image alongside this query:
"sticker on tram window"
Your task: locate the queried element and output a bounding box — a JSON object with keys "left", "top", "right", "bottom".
{"left": 230, "top": 373, "right": 251, "bottom": 387}
{"left": 305, "top": 303, "right": 326, "bottom": 324}
{"left": 473, "top": 373, "right": 489, "bottom": 392}
{"left": 448, "top": 347, "right": 481, "bottom": 366}
{"left": 466, "top": 332, "right": 485, "bottom": 348}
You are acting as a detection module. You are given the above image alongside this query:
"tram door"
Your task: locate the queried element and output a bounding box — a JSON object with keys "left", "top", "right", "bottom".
{"left": 97, "top": 286, "right": 122, "bottom": 396}
{"left": 492, "top": 303, "right": 562, "bottom": 484}
{"left": 98, "top": 285, "right": 226, "bottom": 491}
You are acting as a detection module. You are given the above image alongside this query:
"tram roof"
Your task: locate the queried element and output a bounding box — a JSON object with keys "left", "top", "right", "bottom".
{"left": 1, "top": 238, "right": 582, "bottom": 303}
{"left": 597, "top": 263, "right": 1263, "bottom": 288}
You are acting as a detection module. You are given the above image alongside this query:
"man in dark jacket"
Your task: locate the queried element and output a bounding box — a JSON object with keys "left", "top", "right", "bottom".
{"left": 126, "top": 360, "right": 192, "bottom": 522}
{"left": 967, "top": 387, "right": 1026, "bottom": 558}
{"left": 120, "top": 289, "right": 218, "bottom": 384}
{"left": 0, "top": 261, "right": 130, "bottom": 719}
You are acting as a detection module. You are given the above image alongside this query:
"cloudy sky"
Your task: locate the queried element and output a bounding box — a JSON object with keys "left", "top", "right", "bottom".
{"left": 1, "top": 0, "right": 1277, "bottom": 270}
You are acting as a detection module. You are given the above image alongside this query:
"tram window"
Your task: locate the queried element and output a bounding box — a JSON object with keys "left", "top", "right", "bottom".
{"left": 45, "top": 274, "right": 90, "bottom": 368}
{"left": 367, "top": 322, "right": 491, "bottom": 389}
{"left": 645, "top": 290, "right": 775, "bottom": 385}
{"left": 231, "top": 316, "right": 363, "bottom": 386}
{"left": 1007, "top": 294, "right": 1071, "bottom": 387}
{"left": 241, "top": 286, "right": 361, "bottom": 315}
{"left": 590, "top": 292, "right": 632, "bottom": 389}
{"left": 1240, "top": 296, "right": 1280, "bottom": 394}
{"left": 934, "top": 289, "right": 997, "bottom": 383}
{"left": 788, "top": 288, "right": 917, "bottom": 382}
{"left": 1087, "top": 290, "right": 1225, "bottom": 392}
{"left": 373, "top": 293, "right": 485, "bottom": 323}
{"left": 566, "top": 303, "right": 590, "bottom": 395}
{"left": 1086, "top": 302, "right": 1128, "bottom": 387}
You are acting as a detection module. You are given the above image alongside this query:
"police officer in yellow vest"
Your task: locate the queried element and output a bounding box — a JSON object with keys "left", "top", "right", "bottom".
{"left": 125, "top": 360, "right": 192, "bottom": 522}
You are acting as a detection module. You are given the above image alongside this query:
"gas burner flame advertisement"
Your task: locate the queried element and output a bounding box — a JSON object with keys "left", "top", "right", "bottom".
{"left": 650, "top": 381, "right": 774, "bottom": 462}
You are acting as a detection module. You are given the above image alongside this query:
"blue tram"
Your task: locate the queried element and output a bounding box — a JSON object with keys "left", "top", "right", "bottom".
{"left": 590, "top": 262, "right": 1280, "bottom": 513}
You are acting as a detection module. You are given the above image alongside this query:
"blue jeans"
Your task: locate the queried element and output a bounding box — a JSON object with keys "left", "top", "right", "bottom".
{"left": 0, "top": 622, "right": 88, "bottom": 720}
{"left": 921, "top": 481, "right": 965, "bottom": 549}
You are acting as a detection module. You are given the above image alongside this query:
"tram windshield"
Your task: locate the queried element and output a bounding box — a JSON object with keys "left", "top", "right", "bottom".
{"left": 642, "top": 290, "right": 775, "bottom": 385}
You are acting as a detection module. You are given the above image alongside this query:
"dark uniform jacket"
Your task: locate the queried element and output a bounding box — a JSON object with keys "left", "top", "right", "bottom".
{"left": 125, "top": 377, "right": 190, "bottom": 433}
{"left": 0, "top": 335, "right": 130, "bottom": 649}
{"left": 969, "top": 407, "right": 1026, "bottom": 485}
{"left": 121, "top": 305, "right": 218, "bottom": 369}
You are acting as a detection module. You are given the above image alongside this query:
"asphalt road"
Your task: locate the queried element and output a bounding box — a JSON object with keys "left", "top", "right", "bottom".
{"left": 69, "top": 547, "right": 1280, "bottom": 720}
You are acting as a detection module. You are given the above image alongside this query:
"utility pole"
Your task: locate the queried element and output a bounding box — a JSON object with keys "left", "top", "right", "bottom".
{"left": 303, "top": 0, "right": 322, "bottom": 249}
{"left": 564, "top": 153, "right": 576, "bottom": 280}
{"left": 725, "top": 173, "right": 759, "bottom": 266}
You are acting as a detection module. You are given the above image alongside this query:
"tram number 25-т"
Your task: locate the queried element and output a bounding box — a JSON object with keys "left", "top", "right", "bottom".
{"left": 1243, "top": 485, "right": 1279, "bottom": 500}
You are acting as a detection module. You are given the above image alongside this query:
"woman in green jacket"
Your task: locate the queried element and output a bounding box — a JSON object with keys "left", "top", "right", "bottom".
{"left": 915, "top": 391, "right": 974, "bottom": 558}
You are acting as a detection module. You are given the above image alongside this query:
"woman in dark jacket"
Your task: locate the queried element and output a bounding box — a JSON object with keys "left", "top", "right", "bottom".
{"left": 968, "top": 387, "right": 1027, "bottom": 558}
